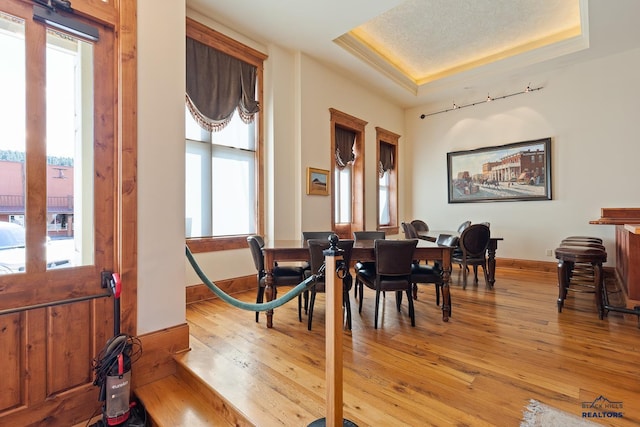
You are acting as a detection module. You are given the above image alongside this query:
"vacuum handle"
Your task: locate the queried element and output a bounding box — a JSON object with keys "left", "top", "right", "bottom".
{"left": 110, "top": 273, "right": 122, "bottom": 335}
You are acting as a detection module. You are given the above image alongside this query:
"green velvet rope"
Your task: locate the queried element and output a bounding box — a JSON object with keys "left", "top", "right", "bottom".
{"left": 186, "top": 245, "right": 316, "bottom": 312}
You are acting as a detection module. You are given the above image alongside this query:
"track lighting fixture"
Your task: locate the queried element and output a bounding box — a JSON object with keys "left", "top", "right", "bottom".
{"left": 419, "top": 84, "right": 543, "bottom": 119}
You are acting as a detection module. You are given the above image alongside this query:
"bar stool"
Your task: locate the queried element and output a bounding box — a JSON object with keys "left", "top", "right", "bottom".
{"left": 555, "top": 246, "right": 607, "bottom": 318}
{"left": 559, "top": 239, "right": 605, "bottom": 284}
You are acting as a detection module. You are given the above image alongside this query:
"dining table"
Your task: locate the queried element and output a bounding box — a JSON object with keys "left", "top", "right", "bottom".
{"left": 417, "top": 230, "right": 504, "bottom": 288}
{"left": 261, "top": 236, "right": 454, "bottom": 328}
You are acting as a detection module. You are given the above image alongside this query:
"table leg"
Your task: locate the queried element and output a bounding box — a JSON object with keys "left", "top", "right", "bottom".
{"left": 441, "top": 251, "right": 452, "bottom": 322}
{"left": 487, "top": 240, "right": 498, "bottom": 288}
{"left": 263, "top": 252, "right": 276, "bottom": 328}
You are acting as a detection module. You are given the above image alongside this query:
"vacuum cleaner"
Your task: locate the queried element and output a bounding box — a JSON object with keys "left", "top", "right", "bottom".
{"left": 92, "top": 273, "right": 144, "bottom": 426}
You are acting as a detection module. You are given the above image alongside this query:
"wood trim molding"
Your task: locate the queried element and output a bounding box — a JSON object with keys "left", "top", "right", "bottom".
{"left": 133, "top": 323, "right": 191, "bottom": 389}
{"left": 187, "top": 275, "right": 256, "bottom": 304}
{"left": 497, "top": 257, "right": 615, "bottom": 277}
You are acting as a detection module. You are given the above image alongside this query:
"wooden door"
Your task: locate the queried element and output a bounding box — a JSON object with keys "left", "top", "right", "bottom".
{"left": 0, "top": 1, "right": 121, "bottom": 424}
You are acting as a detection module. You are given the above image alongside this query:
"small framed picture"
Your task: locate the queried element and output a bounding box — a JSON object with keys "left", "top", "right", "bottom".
{"left": 306, "top": 167, "right": 330, "bottom": 196}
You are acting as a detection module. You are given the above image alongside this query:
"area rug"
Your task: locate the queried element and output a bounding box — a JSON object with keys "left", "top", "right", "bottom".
{"left": 521, "top": 399, "right": 599, "bottom": 426}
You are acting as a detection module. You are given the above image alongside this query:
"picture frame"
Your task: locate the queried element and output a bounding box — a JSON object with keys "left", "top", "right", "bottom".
{"left": 306, "top": 167, "right": 330, "bottom": 196}
{"left": 447, "top": 137, "right": 552, "bottom": 203}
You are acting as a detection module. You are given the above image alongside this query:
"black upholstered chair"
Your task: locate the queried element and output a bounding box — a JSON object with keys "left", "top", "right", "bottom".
{"left": 356, "top": 239, "right": 418, "bottom": 329}
{"left": 247, "top": 235, "right": 305, "bottom": 322}
{"left": 457, "top": 220, "right": 472, "bottom": 233}
{"left": 401, "top": 222, "right": 419, "bottom": 239}
{"left": 411, "top": 233, "right": 458, "bottom": 306}
{"left": 451, "top": 224, "right": 491, "bottom": 289}
{"left": 304, "top": 239, "right": 354, "bottom": 330}
{"left": 352, "top": 231, "right": 385, "bottom": 299}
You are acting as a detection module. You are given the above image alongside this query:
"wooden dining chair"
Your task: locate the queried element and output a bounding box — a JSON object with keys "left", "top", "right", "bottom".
{"left": 451, "top": 224, "right": 491, "bottom": 289}
{"left": 356, "top": 239, "right": 418, "bottom": 328}
{"left": 410, "top": 219, "right": 429, "bottom": 232}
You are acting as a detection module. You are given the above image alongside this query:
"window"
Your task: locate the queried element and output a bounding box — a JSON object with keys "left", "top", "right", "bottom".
{"left": 0, "top": 0, "right": 115, "bottom": 306}
{"left": 329, "top": 109, "right": 367, "bottom": 238}
{"left": 185, "top": 18, "right": 266, "bottom": 250}
{"left": 334, "top": 165, "right": 352, "bottom": 223}
{"left": 0, "top": 12, "right": 97, "bottom": 274}
{"left": 376, "top": 127, "right": 400, "bottom": 233}
{"left": 186, "top": 109, "right": 256, "bottom": 237}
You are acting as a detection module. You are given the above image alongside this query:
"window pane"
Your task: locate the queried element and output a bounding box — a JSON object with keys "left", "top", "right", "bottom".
{"left": 45, "top": 30, "right": 94, "bottom": 270}
{"left": 185, "top": 108, "right": 258, "bottom": 238}
{"left": 379, "top": 171, "right": 390, "bottom": 225}
{"left": 211, "top": 146, "right": 255, "bottom": 235}
{"left": 185, "top": 140, "right": 211, "bottom": 237}
{"left": 0, "top": 12, "right": 26, "bottom": 274}
{"left": 212, "top": 111, "right": 255, "bottom": 150}
{"left": 185, "top": 106, "right": 208, "bottom": 142}
{"left": 334, "top": 166, "right": 351, "bottom": 224}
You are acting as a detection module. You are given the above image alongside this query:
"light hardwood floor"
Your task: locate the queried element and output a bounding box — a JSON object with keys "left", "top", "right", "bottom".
{"left": 184, "top": 267, "right": 640, "bottom": 426}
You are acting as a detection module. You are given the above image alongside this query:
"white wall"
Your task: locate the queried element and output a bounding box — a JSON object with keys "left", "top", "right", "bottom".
{"left": 405, "top": 47, "right": 640, "bottom": 265}
{"left": 137, "top": 0, "right": 186, "bottom": 333}
{"left": 299, "top": 55, "right": 405, "bottom": 232}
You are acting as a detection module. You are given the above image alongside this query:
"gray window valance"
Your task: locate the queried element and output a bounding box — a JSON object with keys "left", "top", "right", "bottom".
{"left": 379, "top": 141, "right": 394, "bottom": 177}
{"left": 186, "top": 37, "right": 259, "bottom": 132}
{"left": 335, "top": 127, "right": 356, "bottom": 169}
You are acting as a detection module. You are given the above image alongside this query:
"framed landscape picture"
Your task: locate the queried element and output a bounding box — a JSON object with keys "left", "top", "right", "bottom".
{"left": 306, "top": 167, "right": 330, "bottom": 196}
{"left": 447, "top": 137, "right": 552, "bottom": 203}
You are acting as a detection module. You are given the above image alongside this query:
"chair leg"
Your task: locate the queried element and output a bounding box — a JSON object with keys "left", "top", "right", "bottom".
{"left": 298, "top": 294, "right": 302, "bottom": 322}
{"left": 435, "top": 283, "right": 440, "bottom": 306}
{"left": 343, "top": 286, "right": 352, "bottom": 330}
{"left": 473, "top": 265, "right": 479, "bottom": 284}
{"left": 412, "top": 283, "right": 418, "bottom": 300}
{"left": 358, "top": 283, "right": 365, "bottom": 314}
{"left": 482, "top": 262, "right": 490, "bottom": 288}
{"left": 304, "top": 290, "right": 309, "bottom": 314}
{"left": 395, "top": 290, "right": 403, "bottom": 312}
{"left": 462, "top": 262, "right": 468, "bottom": 289}
{"left": 308, "top": 289, "right": 317, "bottom": 331}
{"left": 374, "top": 290, "right": 381, "bottom": 329}
{"left": 407, "top": 288, "right": 415, "bottom": 327}
{"left": 256, "top": 286, "right": 265, "bottom": 322}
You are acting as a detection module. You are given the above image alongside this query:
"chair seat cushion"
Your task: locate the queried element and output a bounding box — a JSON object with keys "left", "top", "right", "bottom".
{"left": 355, "top": 261, "right": 375, "bottom": 271}
{"left": 411, "top": 264, "right": 442, "bottom": 282}
{"left": 274, "top": 265, "right": 304, "bottom": 277}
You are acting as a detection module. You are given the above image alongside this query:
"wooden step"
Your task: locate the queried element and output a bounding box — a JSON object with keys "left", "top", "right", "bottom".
{"left": 135, "top": 334, "right": 259, "bottom": 427}
{"left": 135, "top": 370, "right": 237, "bottom": 426}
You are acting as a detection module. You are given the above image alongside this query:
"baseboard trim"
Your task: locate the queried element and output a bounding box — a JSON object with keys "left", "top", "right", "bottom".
{"left": 497, "top": 257, "right": 615, "bottom": 275}
{"left": 133, "top": 323, "right": 190, "bottom": 388}
{"left": 186, "top": 274, "right": 256, "bottom": 304}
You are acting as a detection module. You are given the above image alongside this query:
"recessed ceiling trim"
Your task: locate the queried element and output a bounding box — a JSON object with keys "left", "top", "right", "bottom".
{"left": 416, "top": 26, "right": 583, "bottom": 86}
{"left": 333, "top": 32, "right": 418, "bottom": 95}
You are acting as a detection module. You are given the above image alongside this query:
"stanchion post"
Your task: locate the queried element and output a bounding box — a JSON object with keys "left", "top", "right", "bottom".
{"left": 308, "top": 235, "right": 357, "bottom": 427}
{"left": 325, "top": 244, "right": 342, "bottom": 426}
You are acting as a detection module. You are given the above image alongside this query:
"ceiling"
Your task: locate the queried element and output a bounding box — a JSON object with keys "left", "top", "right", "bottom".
{"left": 185, "top": 0, "right": 593, "bottom": 108}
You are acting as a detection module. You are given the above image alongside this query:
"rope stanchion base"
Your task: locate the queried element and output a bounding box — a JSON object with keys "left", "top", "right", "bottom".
{"left": 308, "top": 418, "right": 358, "bottom": 427}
